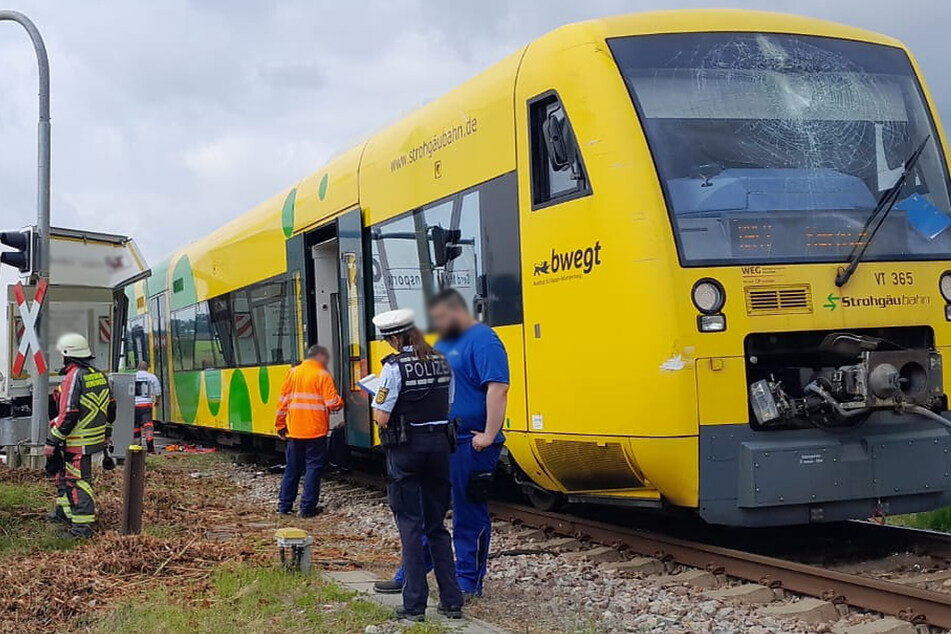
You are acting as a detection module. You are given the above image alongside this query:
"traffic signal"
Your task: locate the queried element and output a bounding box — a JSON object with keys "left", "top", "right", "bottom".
{"left": 0, "top": 229, "right": 33, "bottom": 274}
{"left": 431, "top": 226, "right": 462, "bottom": 267}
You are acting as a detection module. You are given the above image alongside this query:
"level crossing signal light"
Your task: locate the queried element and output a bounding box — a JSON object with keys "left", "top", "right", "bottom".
{"left": 0, "top": 229, "right": 33, "bottom": 274}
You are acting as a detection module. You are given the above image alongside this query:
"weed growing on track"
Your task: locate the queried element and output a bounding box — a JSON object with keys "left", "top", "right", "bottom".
{"left": 892, "top": 507, "right": 951, "bottom": 532}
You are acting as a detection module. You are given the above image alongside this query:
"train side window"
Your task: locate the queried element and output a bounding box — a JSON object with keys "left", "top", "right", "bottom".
{"left": 423, "top": 191, "right": 484, "bottom": 319}
{"left": 230, "top": 289, "right": 259, "bottom": 366}
{"left": 370, "top": 192, "right": 485, "bottom": 336}
{"left": 225, "top": 277, "right": 297, "bottom": 367}
{"left": 529, "top": 92, "right": 590, "bottom": 208}
{"left": 193, "top": 303, "right": 222, "bottom": 370}
{"left": 209, "top": 295, "right": 236, "bottom": 367}
{"left": 170, "top": 305, "right": 197, "bottom": 372}
{"left": 248, "top": 279, "right": 294, "bottom": 365}
{"left": 124, "top": 316, "right": 149, "bottom": 369}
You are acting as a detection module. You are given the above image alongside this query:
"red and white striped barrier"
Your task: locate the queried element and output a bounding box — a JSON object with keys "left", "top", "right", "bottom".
{"left": 98, "top": 315, "right": 111, "bottom": 343}
{"left": 12, "top": 280, "right": 48, "bottom": 376}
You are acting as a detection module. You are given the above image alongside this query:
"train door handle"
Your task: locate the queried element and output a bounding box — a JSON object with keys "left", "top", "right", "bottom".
{"left": 473, "top": 296, "right": 488, "bottom": 323}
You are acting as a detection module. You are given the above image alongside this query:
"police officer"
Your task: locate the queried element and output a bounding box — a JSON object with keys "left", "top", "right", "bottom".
{"left": 44, "top": 333, "right": 115, "bottom": 539}
{"left": 375, "top": 289, "right": 509, "bottom": 598}
{"left": 371, "top": 308, "right": 464, "bottom": 622}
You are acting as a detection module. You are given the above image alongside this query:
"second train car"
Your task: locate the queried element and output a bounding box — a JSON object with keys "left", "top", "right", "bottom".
{"left": 121, "top": 10, "right": 951, "bottom": 526}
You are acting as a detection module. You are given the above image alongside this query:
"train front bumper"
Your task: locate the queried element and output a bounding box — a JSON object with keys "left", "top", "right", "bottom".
{"left": 699, "top": 412, "right": 951, "bottom": 526}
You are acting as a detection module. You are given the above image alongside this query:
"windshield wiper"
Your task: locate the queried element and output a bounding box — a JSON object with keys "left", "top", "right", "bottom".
{"left": 835, "top": 135, "right": 932, "bottom": 287}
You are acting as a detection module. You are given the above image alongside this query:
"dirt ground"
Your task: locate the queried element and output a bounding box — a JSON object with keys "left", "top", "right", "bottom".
{"left": 0, "top": 452, "right": 436, "bottom": 634}
{"left": 0, "top": 450, "right": 850, "bottom": 634}
{"left": 0, "top": 454, "right": 267, "bottom": 633}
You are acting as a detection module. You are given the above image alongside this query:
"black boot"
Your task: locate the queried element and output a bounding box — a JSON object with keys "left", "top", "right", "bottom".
{"left": 437, "top": 605, "right": 464, "bottom": 619}
{"left": 66, "top": 524, "right": 94, "bottom": 540}
{"left": 373, "top": 579, "right": 403, "bottom": 594}
{"left": 395, "top": 607, "right": 425, "bottom": 622}
{"left": 45, "top": 508, "right": 69, "bottom": 525}
{"left": 146, "top": 440, "right": 155, "bottom": 454}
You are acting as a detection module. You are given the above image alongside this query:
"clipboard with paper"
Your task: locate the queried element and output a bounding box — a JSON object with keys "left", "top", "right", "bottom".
{"left": 357, "top": 373, "right": 382, "bottom": 397}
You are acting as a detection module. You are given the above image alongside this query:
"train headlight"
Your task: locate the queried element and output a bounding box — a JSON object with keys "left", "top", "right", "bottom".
{"left": 940, "top": 271, "right": 951, "bottom": 303}
{"left": 692, "top": 279, "right": 725, "bottom": 315}
{"left": 697, "top": 314, "right": 726, "bottom": 332}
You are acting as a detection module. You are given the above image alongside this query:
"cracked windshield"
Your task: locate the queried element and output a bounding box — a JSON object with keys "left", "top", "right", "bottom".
{"left": 610, "top": 32, "right": 951, "bottom": 265}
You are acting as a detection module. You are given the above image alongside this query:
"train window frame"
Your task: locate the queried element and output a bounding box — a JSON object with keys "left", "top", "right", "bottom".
{"left": 528, "top": 90, "right": 592, "bottom": 210}
{"left": 368, "top": 172, "right": 523, "bottom": 335}
{"left": 370, "top": 190, "right": 485, "bottom": 336}
{"left": 222, "top": 275, "right": 298, "bottom": 369}
{"left": 166, "top": 275, "right": 298, "bottom": 374}
{"left": 209, "top": 295, "right": 237, "bottom": 367}
{"left": 193, "top": 302, "right": 223, "bottom": 371}
{"left": 170, "top": 304, "right": 198, "bottom": 372}
{"left": 247, "top": 278, "right": 295, "bottom": 366}
{"left": 124, "top": 315, "right": 149, "bottom": 370}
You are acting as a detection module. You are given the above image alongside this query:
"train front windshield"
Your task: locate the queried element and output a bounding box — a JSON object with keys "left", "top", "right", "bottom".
{"left": 610, "top": 32, "right": 951, "bottom": 266}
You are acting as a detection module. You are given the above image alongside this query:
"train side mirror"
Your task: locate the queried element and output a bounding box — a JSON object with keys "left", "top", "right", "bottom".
{"left": 542, "top": 110, "right": 583, "bottom": 181}
{"left": 542, "top": 112, "right": 571, "bottom": 171}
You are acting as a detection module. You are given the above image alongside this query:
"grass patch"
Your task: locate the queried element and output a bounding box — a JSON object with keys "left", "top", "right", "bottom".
{"left": 402, "top": 622, "right": 450, "bottom": 634}
{"left": 92, "top": 563, "right": 393, "bottom": 634}
{"left": 0, "top": 480, "right": 75, "bottom": 557}
{"left": 891, "top": 507, "right": 951, "bottom": 532}
{"left": 147, "top": 451, "right": 230, "bottom": 473}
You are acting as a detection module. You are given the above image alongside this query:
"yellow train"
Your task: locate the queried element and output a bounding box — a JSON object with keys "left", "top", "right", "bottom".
{"left": 120, "top": 10, "right": 951, "bottom": 525}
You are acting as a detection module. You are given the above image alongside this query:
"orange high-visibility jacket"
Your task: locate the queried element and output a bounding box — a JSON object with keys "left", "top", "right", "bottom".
{"left": 275, "top": 359, "right": 344, "bottom": 439}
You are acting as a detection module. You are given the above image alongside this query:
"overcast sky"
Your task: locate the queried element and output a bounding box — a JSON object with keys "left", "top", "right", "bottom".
{"left": 1, "top": 1, "right": 950, "bottom": 363}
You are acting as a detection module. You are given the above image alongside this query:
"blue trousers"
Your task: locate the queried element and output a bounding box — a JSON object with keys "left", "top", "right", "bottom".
{"left": 278, "top": 436, "right": 328, "bottom": 515}
{"left": 451, "top": 440, "right": 501, "bottom": 594}
{"left": 386, "top": 430, "right": 463, "bottom": 614}
{"left": 394, "top": 439, "right": 502, "bottom": 595}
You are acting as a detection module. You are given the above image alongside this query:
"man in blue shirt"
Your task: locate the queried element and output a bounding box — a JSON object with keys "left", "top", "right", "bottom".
{"left": 374, "top": 289, "right": 509, "bottom": 598}
{"left": 432, "top": 289, "right": 509, "bottom": 595}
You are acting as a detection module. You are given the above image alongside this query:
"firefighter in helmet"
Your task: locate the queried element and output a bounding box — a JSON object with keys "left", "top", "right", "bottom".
{"left": 44, "top": 333, "right": 115, "bottom": 539}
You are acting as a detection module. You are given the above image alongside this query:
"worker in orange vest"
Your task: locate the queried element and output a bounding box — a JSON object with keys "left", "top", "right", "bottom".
{"left": 275, "top": 345, "right": 344, "bottom": 517}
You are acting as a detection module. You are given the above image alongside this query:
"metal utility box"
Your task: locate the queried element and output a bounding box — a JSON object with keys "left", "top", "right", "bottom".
{"left": 109, "top": 373, "right": 136, "bottom": 459}
{"left": 0, "top": 227, "right": 148, "bottom": 453}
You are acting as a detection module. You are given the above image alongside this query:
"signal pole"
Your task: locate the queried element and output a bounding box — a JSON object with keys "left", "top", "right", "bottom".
{"left": 0, "top": 11, "right": 51, "bottom": 465}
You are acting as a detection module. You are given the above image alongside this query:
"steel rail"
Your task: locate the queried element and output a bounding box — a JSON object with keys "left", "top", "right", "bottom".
{"left": 492, "top": 502, "right": 951, "bottom": 628}
{"left": 329, "top": 470, "right": 951, "bottom": 626}
{"left": 846, "top": 520, "right": 951, "bottom": 560}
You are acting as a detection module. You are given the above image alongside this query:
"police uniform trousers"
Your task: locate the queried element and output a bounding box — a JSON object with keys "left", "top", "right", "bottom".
{"left": 450, "top": 438, "right": 503, "bottom": 595}
{"left": 386, "top": 426, "right": 464, "bottom": 614}
{"left": 55, "top": 450, "right": 96, "bottom": 526}
{"left": 392, "top": 439, "right": 504, "bottom": 594}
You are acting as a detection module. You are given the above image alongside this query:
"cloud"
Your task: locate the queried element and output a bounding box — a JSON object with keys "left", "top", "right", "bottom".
{"left": 1, "top": 0, "right": 950, "bottom": 369}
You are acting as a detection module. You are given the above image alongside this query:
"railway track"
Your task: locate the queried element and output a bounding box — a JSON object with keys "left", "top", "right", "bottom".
{"left": 491, "top": 502, "right": 951, "bottom": 629}
{"left": 327, "top": 468, "right": 951, "bottom": 628}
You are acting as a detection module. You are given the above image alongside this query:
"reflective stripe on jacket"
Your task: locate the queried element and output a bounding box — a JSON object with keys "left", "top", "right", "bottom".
{"left": 275, "top": 359, "right": 344, "bottom": 439}
{"left": 48, "top": 363, "right": 115, "bottom": 454}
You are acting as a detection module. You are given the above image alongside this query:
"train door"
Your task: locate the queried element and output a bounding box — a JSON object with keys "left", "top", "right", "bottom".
{"left": 516, "top": 90, "right": 609, "bottom": 438}
{"left": 310, "top": 238, "right": 345, "bottom": 432}
{"left": 304, "top": 209, "right": 371, "bottom": 447}
{"left": 149, "top": 294, "right": 170, "bottom": 421}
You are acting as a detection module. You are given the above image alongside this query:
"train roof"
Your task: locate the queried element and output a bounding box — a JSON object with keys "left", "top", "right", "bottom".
{"left": 154, "top": 9, "right": 905, "bottom": 302}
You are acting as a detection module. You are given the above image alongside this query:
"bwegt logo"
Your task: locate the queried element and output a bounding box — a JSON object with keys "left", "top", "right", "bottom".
{"left": 534, "top": 241, "right": 603, "bottom": 276}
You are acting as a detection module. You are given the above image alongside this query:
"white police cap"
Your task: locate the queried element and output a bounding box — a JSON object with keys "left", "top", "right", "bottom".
{"left": 372, "top": 308, "right": 416, "bottom": 336}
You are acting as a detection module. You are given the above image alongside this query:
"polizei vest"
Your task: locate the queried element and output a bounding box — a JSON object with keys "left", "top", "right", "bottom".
{"left": 389, "top": 350, "right": 452, "bottom": 424}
